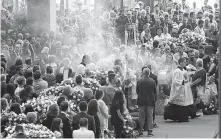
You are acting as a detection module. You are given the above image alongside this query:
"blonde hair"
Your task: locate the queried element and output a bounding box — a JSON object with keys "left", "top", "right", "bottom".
{"left": 196, "top": 58, "right": 203, "bottom": 68}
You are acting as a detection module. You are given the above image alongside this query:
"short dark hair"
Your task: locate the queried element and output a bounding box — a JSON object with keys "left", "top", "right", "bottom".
{"left": 60, "top": 101, "right": 68, "bottom": 111}
{"left": 95, "top": 89, "right": 104, "bottom": 100}
{"left": 17, "top": 77, "right": 25, "bottom": 85}
{"left": 26, "top": 77, "right": 33, "bottom": 86}
{"left": 56, "top": 73, "right": 63, "bottom": 83}
{"left": 25, "top": 58, "right": 32, "bottom": 65}
{"left": 198, "top": 19, "right": 204, "bottom": 25}
{"left": 57, "top": 96, "right": 66, "bottom": 107}
{"left": 153, "top": 40, "right": 159, "bottom": 49}
{"left": 198, "top": 45, "right": 204, "bottom": 50}
{"left": 46, "top": 66, "right": 53, "bottom": 74}
{"left": 24, "top": 70, "right": 33, "bottom": 79}
{"left": 1, "top": 62, "right": 6, "bottom": 72}
{"left": 33, "top": 65, "right": 40, "bottom": 73}
{"left": 75, "top": 75, "right": 83, "bottom": 85}
{"left": 1, "top": 57, "right": 7, "bottom": 63}
{"left": 178, "top": 57, "right": 186, "bottom": 64}
{"left": 79, "top": 101, "right": 87, "bottom": 112}
{"left": 33, "top": 70, "right": 41, "bottom": 80}
{"left": 79, "top": 118, "right": 88, "bottom": 127}
{"left": 108, "top": 71, "right": 116, "bottom": 83}
{"left": 15, "top": 59, "right": 23, "bottom": 66}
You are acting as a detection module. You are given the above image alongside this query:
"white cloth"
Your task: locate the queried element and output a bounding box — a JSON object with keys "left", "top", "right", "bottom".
{"left": 72, "top": 128, "right": 95, "bottom": 138}
{"left": 169, "top": 67, "right": 192, "bottom": 106}
{"left": 97, "top": 99, "right": 109, "bottom": 130}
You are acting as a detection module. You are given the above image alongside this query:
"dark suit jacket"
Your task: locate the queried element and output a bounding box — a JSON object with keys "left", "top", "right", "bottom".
{"left": 1, "top": 82, "right": 7, "bottom": 97}
{"left": 42, "top": 115, "right": 56, "bottom": 130}
{"left": 57, "top": 112, "right": 72, "bottom": 138}
{"left": 136, "top": 77, "right": 156, "bottom": 106}
{"left": 72, "top": 112, "right": 96, "bottom": 134}
{"left": 149, "top": 72, "right": 158, "bottom": 86}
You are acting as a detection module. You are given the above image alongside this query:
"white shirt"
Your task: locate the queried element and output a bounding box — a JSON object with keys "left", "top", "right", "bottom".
{"left": 161, "top": 33, "right": 171, "bottom": 40}
{"left": 72, "top": 127, "right": 95, "bottom": 139}
{"left": 173, "top": 52, "right": 188, "bottom": 64}
{"left": 194, "top": 26, "right": 205, "bottom": 37}
{"left": 154, "top": 35, "right": 164, "bottom": 42}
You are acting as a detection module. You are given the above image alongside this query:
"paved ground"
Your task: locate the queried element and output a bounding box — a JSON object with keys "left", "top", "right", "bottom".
{"left": 140, "top": 115, "right": 219, "bottom": 138}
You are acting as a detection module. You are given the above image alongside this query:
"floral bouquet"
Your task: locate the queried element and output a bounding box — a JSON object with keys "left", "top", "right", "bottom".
{"left": 90, "top": 79, "right": 100, "bottom": 93}
{"left": 1, "top": 111, "right": 27, "bottom": 126}
{"left": 41, "top": 86, "right": 63, "bottom": 96}
{"left": 179, "top": 31, "right": 206, "bottom": 47}
{"left": 202, "top": 93, "right": 218, "bottom": 115}
{"left": 60, "top": 78, "right": 76, "bottom": 87}
{"left": 121, "top": 119, "right": 139, "bottom": 138}
{"left": 24, "top": 123, "right": 55, "bottom": 138}
{"left": 21, "top": 95, "right": 58, "bottom": 123}
{"left": 4, "top": 123, "right": 55, "bottom": 138}
{"left": 68, "top": 87, "right": 84, "bottom": 113}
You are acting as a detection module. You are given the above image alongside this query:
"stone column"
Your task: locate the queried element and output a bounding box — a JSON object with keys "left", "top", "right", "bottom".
{"left": 60, "top": 0, "right": 65, "bottom": 16}
{"left": 13, "top": 0, "right": 18, "bottom": 13}
{"left": 66, "top": 0, "right": 69, "bottom": 9}
{"left": 27, "top": 0, "right": 56, "bottom": 35}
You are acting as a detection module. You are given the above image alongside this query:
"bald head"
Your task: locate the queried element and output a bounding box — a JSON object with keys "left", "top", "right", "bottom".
{"left": 143, "top": 68, "right": 150, "bottom": 77}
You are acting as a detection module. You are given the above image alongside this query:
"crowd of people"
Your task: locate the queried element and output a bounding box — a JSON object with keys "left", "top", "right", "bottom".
{"left": 1, "top": 0, "right": 220, "bottom": 138}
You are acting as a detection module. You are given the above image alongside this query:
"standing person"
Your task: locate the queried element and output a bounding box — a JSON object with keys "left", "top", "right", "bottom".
{"left": 76, "top": 55, "right": 91, "bottom": 76}
{"left": 9, "top": 65, "right": 24, "bottom": 84}
{"left": 57, "top": 101, "right": 72, "bottom": 138}
{"left": 164, "top": 58, "right": 190, "bottom": 122}
{"left": 14, "top": 77, "right": 26, "bottom": 97}
{"left": 33, "top": 70, "right": 48, "bottom": 95}
{"left": 198, "top": 46, "right": 211, "bottom": 72}
{"left": 178, "top": 17, "right": 192, "bottom": 34}
{"left": 191, "top": 59, "right": 207, "bottom": 116}
{"left": 87, "top": 99, "right": 101, "bottom": 138}
{"left": 42, "top": 66, "right": 56, "bottom": 87}
{"left": 51, "top": 118, "right": 63, "bottom": 138}
{"left": 100, "top": 71, "right": 118, "bottom": 107}
{"left": 194, "top": 19, "right": 205, "bottom": 37}
{"left": 110, "top": 90, "right": 126, "bottom": 138}
{"left": 161, "top": 26, "right": 171, "bottom": 40}
{"left": 173, "top": 44, "right": 188, "bottom": 64}
{"left": 147, "top": 65, "right": 158, "bottom": 128}
{"left": 95, "top": 90, "right": 110, "bottom": 137}
{"left": 154, "top": 28, "right": 163, "bottom": 42}
{"left": 136, "top": 68, "right": 156, "bottom": 137}
{"left": 43, "top": 104, "right": 59, "bottom": 130}
{"left": 72, "top": 118, "right": 95, "bottom": 139}
{"left": 72, "top": 101, "right": 96, "bottom": 134}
